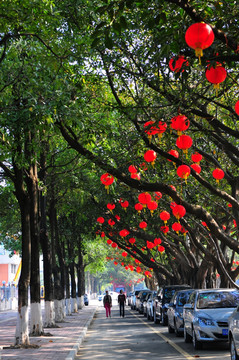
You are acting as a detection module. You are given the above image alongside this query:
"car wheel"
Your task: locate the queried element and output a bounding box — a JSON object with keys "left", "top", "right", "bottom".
{"left": 231, "top": 338, "right": 239, "bottom": 360}
{"left": 154, "top": 311, "right": 160, "bottom": 324}
{"left": 175, "top": 321, "right": 181, "bottom": 337}
{"left": 184, "top": 327, "right": 192, "bottom": 343}
{"left": 168, "top": 322, "right": 174, "bottom": 334}
{"left": 192, "top": 328, "right": 203, "bottom": 350}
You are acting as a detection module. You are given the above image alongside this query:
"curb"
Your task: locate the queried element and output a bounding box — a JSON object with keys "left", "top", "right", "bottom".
{"left": 65, "top": 307, "right": 98, "bottom": 360}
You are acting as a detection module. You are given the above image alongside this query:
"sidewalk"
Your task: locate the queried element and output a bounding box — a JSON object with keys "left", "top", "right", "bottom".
{"left": 0, "top": 304, "right": 97, "bottom": 360}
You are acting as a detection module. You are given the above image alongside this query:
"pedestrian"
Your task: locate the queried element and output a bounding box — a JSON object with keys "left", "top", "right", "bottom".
{"left": 103, "top": 290, "right": 112, "bottom": 318}
{"left": 118, "top": 289, "right": 126, "bottom": 317}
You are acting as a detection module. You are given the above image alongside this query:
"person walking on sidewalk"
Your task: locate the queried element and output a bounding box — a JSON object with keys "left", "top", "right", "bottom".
{"left": 118, "top": 289, "right": 126, "bottom": 317}
{"left": 103, "top": 290, "right": 112, "bottom": 318}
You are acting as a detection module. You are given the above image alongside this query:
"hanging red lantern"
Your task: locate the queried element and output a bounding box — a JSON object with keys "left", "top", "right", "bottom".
{"left": 101, "top": 232, "right": 105, "bottom": 238}
{"left": 135, "top": 203, "right": 144, "bottom": 213}
{"left": 107, "top": 239, "right": 113, "bottom": 245}
{"left": 154, "top": 192, "right": 162, "bottom": 202}
{"left": 172, "top": 204, "right": 186, "bottom": 220}
{"left": 205, "top": 63, "right": 227, "bottom": 92}
{"left": 180, "top": 227, "right": 188, "bottom": 236}
{"left": 115, "top": 215, "right": 120, "bottom": 221}
{"left": 168, "top": 149, "right": 179, "bottom": 162}
{"left": 119, "top": 229, "right": 130, "bottom": 237}
{"left": 136, "top": 266, "right": 142, "bottom": 273}
{"left": 131, "top": 172, "right": 141, "bottom": 180}
{"left": 144, "top": 120, "right": 159, "bottom": 141}
{"left": 176, "top": 134, "right": 193, "bottom": 156}
{"left": 157, "top": 121, "right": 167, "bottom": 140}
{"left": 108, "top": 219, "right": 115, "bottom": 227}
{"left": 144, "top": 150, "right": 157, "bottom": 165}
{"left": 235, "top": 100, "right": 239, "bottom": 115}
{"left": 128, "top": 165, "right": 137, "bottom": 174}
{"left": 100, "top": 173, "right": 114, "bottom": 193}
{"left": 139, "top": 221, "right": 147, "bottom": 230}
{"left": 172, "top": 222, "right": 182, "bottom": 234}
{"left": 107, "top": 203, "right": 115, "bottom": 212}
{"left": 191, "top": 152, "right": 203, "bottom": 163}
{"left": 147, "top": 200, "right": 158, "bottom": 215}
{"left": 154, "top": 238, "right": 162, "bottom": 245}
{"left": 114, "top": 261, "right": 118, "bottom": 266}
{"left": 212, "top": 168, "right": 225, "bottom": 183}
{"left": 160, "top": 211, "right": 170, "bottom": 224}
{"left": 177, "top": 164, "right": 191, "bottom": 182}
{"left": 122, "top": 251, "right": 128, "bottom": 257}
{"left": 138, "top": 192, "right": 152, "bottom": 206}
{"left": 97, "top": 217, "right": 105, "bottom": 224}
{"left": 158, "top": 245, "right": 165, "bottom": 253}
{"left": 170, "top": 185, "right": 177, "bottom": 192}
{"left": 191, "top": 163, "right": 201, "bottom": 174}
{"left": 185, "top": 23, "right": 214, "bottom": 63}
{"left": 160, "top": 225, "right": 169, "bottom": 234}
{"left": 128, "top": 237, "right": 136, "bottom": 244}
{"left": 147, "top": 241, "right": 155, "bottom": 249}
{"left": 171, "top": 115, "right": 190, "bottom": 135}
{"left": 169, "top": 55, "right": 189, "bottom": 73}
{"left": 120, "top": 199, "right": 129, "bottom": 210}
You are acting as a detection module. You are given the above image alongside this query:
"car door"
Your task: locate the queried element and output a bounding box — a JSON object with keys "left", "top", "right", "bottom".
{"left": 230, "top": 305, "right": 239, "bottom": 353}
{"left": 167, "top": 293, "right": 177, "bottom": 328}
{"left": 184, "top": 292, "right": 196, "bottom": 336}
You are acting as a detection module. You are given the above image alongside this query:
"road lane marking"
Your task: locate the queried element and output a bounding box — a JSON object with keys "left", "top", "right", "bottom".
{"left": 130, "top": 311, "right": 195, "bottom": 360}
{"left": 0, "top": 317, "right": 16, "bottom": 324}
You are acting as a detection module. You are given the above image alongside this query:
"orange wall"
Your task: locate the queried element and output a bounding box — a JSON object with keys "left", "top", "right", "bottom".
{"left": 0, "top": 264, "right": 8, "bottom": 285}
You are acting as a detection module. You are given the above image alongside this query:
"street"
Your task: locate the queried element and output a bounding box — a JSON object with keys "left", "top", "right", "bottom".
{"left": 76, "top": 301, "right": 231, "bottom": 360}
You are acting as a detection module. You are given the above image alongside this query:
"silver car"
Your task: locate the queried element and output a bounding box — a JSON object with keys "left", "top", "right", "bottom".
{"left": 183, "top": 288, "right": 239, "bottom": 350}
{"left": 229, "top": 305, "right": 239, "bottom": 360}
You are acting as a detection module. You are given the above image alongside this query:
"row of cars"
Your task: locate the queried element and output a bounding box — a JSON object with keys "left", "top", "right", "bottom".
{"left": 128, "top": 285, "right": 239, "bottom": 358}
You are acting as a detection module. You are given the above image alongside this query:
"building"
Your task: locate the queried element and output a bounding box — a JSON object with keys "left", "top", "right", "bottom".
{"left": 0, "top": 244, "right": 21, "bottom": 286}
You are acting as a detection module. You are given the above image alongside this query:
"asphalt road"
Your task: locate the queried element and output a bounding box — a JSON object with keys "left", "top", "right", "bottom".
{"left": 76, "top": 302, "right": 231, "bottom": 360}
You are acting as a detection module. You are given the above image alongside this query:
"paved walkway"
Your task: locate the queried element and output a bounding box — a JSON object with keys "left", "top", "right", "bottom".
{"left": 0, "top": 304, "right": 97, "bottom": 360}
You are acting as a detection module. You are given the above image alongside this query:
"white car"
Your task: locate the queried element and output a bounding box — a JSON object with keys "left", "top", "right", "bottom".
{"left": 229, "top": 305, "right": 239, "bottom": 360}
{"left": 183, "top": 288, "right": 239, "bottom": 350}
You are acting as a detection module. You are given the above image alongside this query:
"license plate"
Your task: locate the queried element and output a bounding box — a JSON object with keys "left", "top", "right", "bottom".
{"left": 222, "top": 329, "right": 228, "bottom": 336}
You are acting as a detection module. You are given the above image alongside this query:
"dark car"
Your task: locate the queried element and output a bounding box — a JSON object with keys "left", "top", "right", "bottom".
{"left": 136, "top": 290, "right": 151, "bottom": 313}
{"left": 153, "top": 284, "right": 191, "bottom": 325}
{"left": 84, "top": 294, "right": 89, "bottom": 306}
{"left": 167, "top": 289, "right": 194, "bottom": 336}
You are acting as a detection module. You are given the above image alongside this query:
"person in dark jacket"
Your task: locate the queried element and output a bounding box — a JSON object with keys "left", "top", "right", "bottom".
{"left": 118, "top": 289, "right": 126, "bottom": 317}
{"left": 103, "top": 290, "right": 112, "bottom": 318}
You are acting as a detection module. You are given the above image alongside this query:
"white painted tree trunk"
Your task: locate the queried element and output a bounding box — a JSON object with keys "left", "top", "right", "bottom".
{"left": 54, "top": 299, "right": 64, "bottom": 322}
{"left": 77, "top": 296, "right": 84, "bottom": 309}
{"left": 62, "top": 299, "right": 66, "bottom": 318}
{"left": 30, "top": 302, "right": 43, "bottom": 335}
{"left": 71, "top": 297, "right": 78, "bottom": 313}
{"left": 65, "top": 298, "right": 71, "bottom": 315}
{"left": 44, "top": 300, "right": 55, "bottom": 327}
{"left": 15, "top": 305, "right": 30, "bottom": 345}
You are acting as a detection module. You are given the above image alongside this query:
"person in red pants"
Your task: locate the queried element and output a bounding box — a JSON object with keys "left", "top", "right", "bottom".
{"left": 103, "top": 291, "right": 112, "bottom": 318}
{"left": 118, "top": 289, "right": 126, "bottom": 317}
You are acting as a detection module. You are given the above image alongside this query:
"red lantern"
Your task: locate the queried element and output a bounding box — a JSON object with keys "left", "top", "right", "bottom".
{"left": 139, "top": 221, "right": 147, "bottom": 230}
{"left": 169, "top": 55, "right": 188, "bottom": 73}
{"left": 115, "top": 215, "right": 120, "bottom": 221}
{"left": 176, "top": 134, "right": 193, "bottom": 156}
{"left": 147, "top": 241, "right": 155, "bottom": 249}
{"left": 131, "top": 172, "right": 141, "bottom": 180}
{"left": 157, "top": 121, "right": 167, "bottom": 140}
{"left": 144, "top": 120, "right": 159, "bottom": 141}
{"left": 107, "top": 239, "right": 112, "bottom": 245}
{"left": 122, "top": 251, "right": 128, "bottom": 257}
{"left": 168, "top": 149, "right": 179, "bottom": 162}
{"left": 114, "top": 261, "right": 118, "bottom": 265}
{"left": 235, "top": 101, "right": 239, "bottom": 115}
{"left": 160, "top": 225, "right": 169, "bottom": 234}
{"left": 147, "top": 200, "right": 158, "bottom": 215}
{"left": 128, "top": 165, "right": 137, "bottom": 173}
{"left": 154, "top": 238, "right": 162, "bottom": 245}
{"left": 120, "top": 199, "right": 129, "bottom": 210}
{"left": 171, "top": 115, "right": 190, "bottom": 135}
{"left": 97, "top": 217, "right": 104, "bottom": 224}
{"left": 172, "top": 222, "right": 182, "bottom": 233}
{"left": 177, "top": 164, "right": 191, "bottom": 182}
{"left": 119, "top": 229, "right": 130, "bottom": 237}
{"left": 101, "top": 232, "right": 105, "bottom": 238}
{"left": 107, "top": 203, "right": 115, "bottom": 212}
{"left": 154, "top": 192, "right": 162, "bottom": 202}
{"left": 160, "top": 211, "right": 170, "bottom": 224}
{"left": 185, "top": 23, "right": 214, "bottom": 63}
{"left": 135, "top": 203, "right": 143, "bottom": 213}
{"left": 190, "top": 163, "right": 201, "bottom": 174}
{"left": 191, "top": 152, "right": 203, "bottom": 163}
{"left": 172, "top": 204, "right": 186, "bottom": 220}
{"left": 138, "top": 192, "right": 151, "bottom": 206}
{"left": 212, "top": 168, "right": 224, "bottom": 183}
{"left": 108, "top": 219, "right": 115, "bottom": 227}
{"left": 128, "top": 237, "right": 136, "bottom": 244}
{"left": 205, "top": 63, "right": 227, "bottom": 91}
{"left": 100, "top": 173, "right": 114, "bottom": 193}
{"left": 136, "top": 266, "right": 142, "bottom": 273}
{"left": 170, "top": 185, "right": 176, "bottom": 192}
{"left": 144, "top": 150, "right": 157, "bottom": 165}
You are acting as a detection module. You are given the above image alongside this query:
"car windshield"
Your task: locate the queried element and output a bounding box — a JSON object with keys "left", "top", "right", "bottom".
{"left": 197, "top": 291, "right": 239, "bottom": 309}
{"left": 178, "top": 293, "right": 190, "bottom": 306}
{"left": 164, "top": 288, "right": 176, "bottom": 300}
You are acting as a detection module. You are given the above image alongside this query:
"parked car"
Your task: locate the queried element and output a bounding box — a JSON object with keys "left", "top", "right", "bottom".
{"left": 229, "top": 305, "right": 239, "bottom": 360}
{"left": 146, "top": 291, "right": 157, "bottom": 320}
{"left": 136, "top": 289, "right": 151, "bottom": 313}
{"left": 143, "top": 292, "right": 153, "bottom": 317}
{"left": 131, "top": 290, "right": 141, "bottom": 310}
{"left": 183, "top": 288, "right": 239, "bottom": 350}
{"left": 153, "top": 284, "right": 191, "bottom": 325}
{"left": 98, "top": 294, "right": 103, "bottom": 301}
{"left": 84, "top": 294, "right": 89, "bottom": 306}
{"left": 127, "top": 292, "right": 133, "bottom": 306}
{"left": 167, "top": 289, "right": 194, "bottom": 336}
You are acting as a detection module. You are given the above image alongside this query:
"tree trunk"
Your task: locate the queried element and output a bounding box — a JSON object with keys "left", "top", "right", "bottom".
{"left": 77, "top": 238, "right": 85, "bottom": 309}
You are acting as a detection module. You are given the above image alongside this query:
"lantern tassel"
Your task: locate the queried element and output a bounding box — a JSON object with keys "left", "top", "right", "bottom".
{"left": 195, "top": 48, "right": 203, "bottom": 65}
